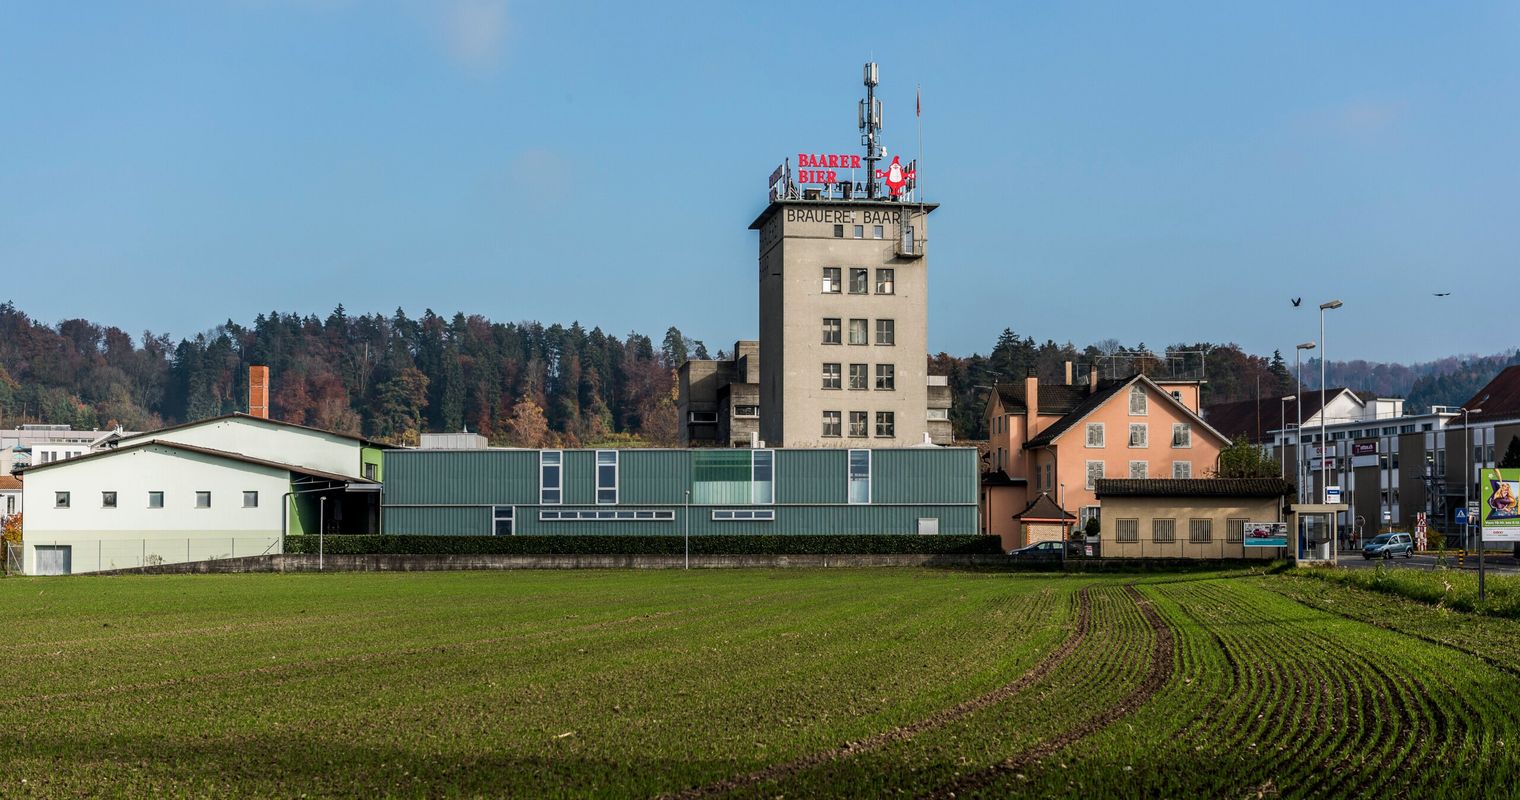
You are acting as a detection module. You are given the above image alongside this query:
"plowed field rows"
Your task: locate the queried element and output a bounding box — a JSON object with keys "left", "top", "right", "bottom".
{"left": 3, "top": 569, "right": 1519, "bottom": 798}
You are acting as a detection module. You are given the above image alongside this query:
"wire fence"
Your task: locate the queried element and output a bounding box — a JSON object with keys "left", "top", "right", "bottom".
{"left": 16, "top": 536, "right": 282, "bottom": 575}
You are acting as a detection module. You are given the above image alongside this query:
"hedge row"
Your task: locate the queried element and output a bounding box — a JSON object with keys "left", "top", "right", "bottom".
{"left": 283, "top": 534, "right": 1003, "bottom": 556}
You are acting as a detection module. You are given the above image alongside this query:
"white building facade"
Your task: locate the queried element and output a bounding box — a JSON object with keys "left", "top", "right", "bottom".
{"left": 19, "top": 414, "right": 386, "bottom": 575}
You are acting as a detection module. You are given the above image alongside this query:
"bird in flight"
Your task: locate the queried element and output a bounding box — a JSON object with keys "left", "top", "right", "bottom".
{"left": 1290, "top": 298, "right": 1302, "bottom": 307}
{"left": 1433, "top": 292, "right": 1451, "bottom": 297}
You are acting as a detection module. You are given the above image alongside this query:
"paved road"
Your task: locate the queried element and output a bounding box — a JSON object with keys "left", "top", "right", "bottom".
{"left": 1336, "top": 552, "right": 1520, "bottom": 575}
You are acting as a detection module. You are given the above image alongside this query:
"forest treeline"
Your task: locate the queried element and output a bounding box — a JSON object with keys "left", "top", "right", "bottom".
{"left": 0, "top": 301, "right": 1507, "bottom": 445}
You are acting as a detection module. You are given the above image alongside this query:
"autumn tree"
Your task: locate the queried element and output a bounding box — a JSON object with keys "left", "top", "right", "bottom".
{"left": 504, "top": 394, "right": 551, "bottom": 448}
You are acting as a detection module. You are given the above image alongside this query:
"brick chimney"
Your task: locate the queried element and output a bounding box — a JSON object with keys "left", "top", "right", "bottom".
{"left": 249, "top": 365, "right": 270, "bottom": 419}
{"left": 1064, "top": 361, "right": 1073, "bottom": 386}
{"left": 1088, "top": 363, "right": 1100, "bottom": 395}
{"left": 1024, "top": 368, "right": 1040, "bottom": 440}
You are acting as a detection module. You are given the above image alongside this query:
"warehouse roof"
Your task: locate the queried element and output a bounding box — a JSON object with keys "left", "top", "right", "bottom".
{"left": 17, "top": 439, "right": 377, "bottom": 485}
{"left": 1093, "top": 477, "right": 1294, "bottom": 499}
{"left": 114, "top": 413, "right": 393, "bottom": 449}
{"left": 1202, "top": 388, "right": 1365, "bottom": 444}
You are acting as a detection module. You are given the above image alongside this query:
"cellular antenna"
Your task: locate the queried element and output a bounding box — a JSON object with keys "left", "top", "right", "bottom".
{"left": 859, "top": 62, "right": 883, "bottom": 200}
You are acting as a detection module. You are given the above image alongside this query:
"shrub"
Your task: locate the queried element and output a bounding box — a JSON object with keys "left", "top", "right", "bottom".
{"left": 283, "top": 534, "right": 1004, "bottom": 557}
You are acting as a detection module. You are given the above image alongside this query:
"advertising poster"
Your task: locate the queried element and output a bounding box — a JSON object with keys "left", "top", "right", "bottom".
{"left": 1482, "top": 468, "right": 1520, "bottom": 543}
{"left": 1243, "top": 521, "right": 1288, "bottom": 547}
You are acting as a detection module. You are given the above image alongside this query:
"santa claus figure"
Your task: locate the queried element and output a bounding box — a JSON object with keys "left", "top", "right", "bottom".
{"left": 876, "top": 156, "right": 915, "bottom": 197}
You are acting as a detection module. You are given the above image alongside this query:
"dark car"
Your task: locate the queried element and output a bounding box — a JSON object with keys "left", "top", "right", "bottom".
{"left": 1362, "top": 532, "right": 1414, "bottom": 560}
{"left": 1008, "top": 540, "right": 1072, "bottom": 560}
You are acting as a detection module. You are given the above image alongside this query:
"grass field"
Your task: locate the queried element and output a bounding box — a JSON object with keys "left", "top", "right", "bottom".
{"left": 3, "top": 568, "right": 1519, "bottom": 798}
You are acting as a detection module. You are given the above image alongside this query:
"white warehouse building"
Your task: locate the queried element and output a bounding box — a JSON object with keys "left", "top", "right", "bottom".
{"left": 18, "top": 414, "right": 389, "bottom": 575}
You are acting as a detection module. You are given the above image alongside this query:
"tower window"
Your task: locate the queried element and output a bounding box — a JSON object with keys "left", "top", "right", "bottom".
{"left": 822, "top": 318, "right": 842, "bottom": 345}
{"left": 822, "top": 267, "right": 841, "bottom": 293}
{"left": 848, "top": 318, "right": 868, "bottom": 345}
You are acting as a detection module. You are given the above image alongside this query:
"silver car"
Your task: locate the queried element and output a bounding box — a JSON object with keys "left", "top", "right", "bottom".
{"left": 1362, "top": 532, "right": 1414, "bottom": 560}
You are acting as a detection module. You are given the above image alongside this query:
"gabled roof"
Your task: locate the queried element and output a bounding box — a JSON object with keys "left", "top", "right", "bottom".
{"left": 114, "top": 413, "right": 392, "bottom": 449}
{"left": 1202, "top": 388, "right": 1361, "bottom": 444}
{"left": 1094, "top": 477, "right": 1294, "bottom": 498}
{"left": 1023, "top": 380, "right": 1131, "bottom": 448}
{"left": 992, "top": 383, "right": 1095, "bottom": 416}
{"left": 0, "top": 475, "right": 21, "bottom": 491}
{"left": 1013, "top": 492, "right": 1076, "bottom": 521}
{"left": 16, "top": 440, "right": 377, "bottom": 484}
{"left": 1461, "top": 365, "right": 1520, "bottom": 425}
{"left": 1024, "top": 374, "right": 1230, "bottom": 450}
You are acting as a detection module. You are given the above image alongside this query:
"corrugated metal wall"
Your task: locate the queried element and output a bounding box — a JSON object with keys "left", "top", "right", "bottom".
{"left": 776, "top": 449, "right": 846, "bottom": 504}
{"left": 871, "top": 448, "right": 978, "bottom": 504}
{"left": 383, "top": 450, "right": 537, "bottom": 505}
{"left": 382, "top": 447, "right": 978, "bottom": 536}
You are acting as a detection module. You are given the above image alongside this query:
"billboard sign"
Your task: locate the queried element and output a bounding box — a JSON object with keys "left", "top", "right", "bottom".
{"left": 1481, "top": 468, "right": 1520, "bottom": 543}
{"left": 1308, "top": 446, "right": 1335, "bottom": 471}
{"left": 1351, "top": 442, "right": 1378, "bottom": 456}
{"left": 1243, "top": 521, "right": 1288, "bottom": 548}
{"left": 795, "top": 152, "right": 863, "bottom": 185}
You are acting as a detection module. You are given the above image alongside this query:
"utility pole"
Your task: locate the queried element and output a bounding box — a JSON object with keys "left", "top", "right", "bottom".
{"left": 684, "top": 489, "right": 691, "bottom": 570}
{"left": 319, "top": 496, "right": 326, "bottom": 573}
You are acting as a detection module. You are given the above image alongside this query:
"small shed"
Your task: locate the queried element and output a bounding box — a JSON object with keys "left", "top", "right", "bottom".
{"left": 1094, "top": 478, "right": 1294, "bottom": 559}
{"left": 1006, "top": 492, "right": 1076, "bottom": 551}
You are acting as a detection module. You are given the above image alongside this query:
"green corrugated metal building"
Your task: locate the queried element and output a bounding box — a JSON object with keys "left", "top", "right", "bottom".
{"left": 383, "top": 447, "right": 978, "bottom": 536}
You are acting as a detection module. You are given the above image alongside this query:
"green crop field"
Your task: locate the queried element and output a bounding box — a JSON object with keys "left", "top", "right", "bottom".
{"left": 3, "top": 568, "right": 1519, "bottom": 798}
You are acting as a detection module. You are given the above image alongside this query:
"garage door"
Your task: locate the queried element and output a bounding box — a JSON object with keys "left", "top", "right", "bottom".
{"left": 34, "top": 545, "right": 71, "bottom": 576}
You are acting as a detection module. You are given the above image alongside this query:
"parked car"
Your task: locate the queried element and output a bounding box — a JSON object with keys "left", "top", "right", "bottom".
{"left": 1362, "top": 532, "right": 1415, "bottom": 560}
{"left": 1008, "top": 540, "right": 1077, "bottom": 560}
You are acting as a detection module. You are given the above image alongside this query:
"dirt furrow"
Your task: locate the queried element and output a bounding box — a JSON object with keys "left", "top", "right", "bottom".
{"left": 918, "top": 583, "right": 1176, "bottom": 800}
{"left": 661, "top": 587, "right": 1093, "bottom": 800}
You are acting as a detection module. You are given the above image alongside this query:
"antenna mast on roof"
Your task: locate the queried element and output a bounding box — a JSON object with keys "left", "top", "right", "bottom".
{"left": 859, "top": 62, "right": 882, "bottom": 199}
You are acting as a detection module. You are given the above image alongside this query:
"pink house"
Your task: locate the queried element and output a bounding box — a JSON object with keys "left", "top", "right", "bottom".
{"left": 982, "top": 367, "right": 1228, "bottom": 550}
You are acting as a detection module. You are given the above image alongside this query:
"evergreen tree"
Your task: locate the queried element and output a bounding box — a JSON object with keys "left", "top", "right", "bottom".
{"left": 1502, "top": 436, "right": 1520, "bottom": 469}
{"left": 1213, "top": 437, "right": 1280, "bottom": 479}
{"left": 660, "top": 326, "right": 689, "bottom": 368}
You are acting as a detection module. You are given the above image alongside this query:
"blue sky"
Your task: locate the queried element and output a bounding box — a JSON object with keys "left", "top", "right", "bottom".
{"left": 3, "top": 2, "right": 1517, "bottom": 363}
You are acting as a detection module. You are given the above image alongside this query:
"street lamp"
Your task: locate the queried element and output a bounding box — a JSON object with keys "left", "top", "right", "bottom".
{"left": 1318, "top": 300, "right": 1343, "bottom": 506}
{"left": 318, "top": 495, "right": 326, "bottom": 573}
{"left": 1279, "top": 395, "right": 1297, "bottom": 479}
{"left": 1461, "top": 406, "right": 1484, "bottom": 599}
{"left": 1294, "top": 342, "right": 1316, "bottom": 505}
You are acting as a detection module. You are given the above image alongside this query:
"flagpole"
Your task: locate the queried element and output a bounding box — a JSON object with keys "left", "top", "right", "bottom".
{"left": 916, "top": 82, "right": 926, "bottom": 241}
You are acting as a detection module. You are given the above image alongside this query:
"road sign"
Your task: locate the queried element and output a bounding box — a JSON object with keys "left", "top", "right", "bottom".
{"left": 1382, "top": 511, "right": 1392, "bottom": 523}
{"left": 1456, "top": 508, "right": 1469, "bottom": 526}
{"left": 1326, "top": 486, "right": 1342, "bottom": 504}
{"left": 1468, "top": 501, "right": 1482, "bottom": 518}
